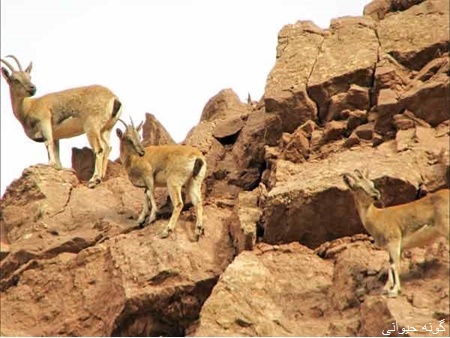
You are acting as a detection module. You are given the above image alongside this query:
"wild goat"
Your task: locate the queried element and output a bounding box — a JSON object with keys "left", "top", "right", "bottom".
{"left": 342, "top": 169, "right": 449, "bottom": 297}
{"left": 116, "top": 119, "right": 207, "bottom": 240}
{"left": 0, "top": 55, "right": 122, "bottom": 188}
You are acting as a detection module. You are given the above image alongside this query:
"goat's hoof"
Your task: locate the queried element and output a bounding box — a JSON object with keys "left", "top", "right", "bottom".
{"left": 194, "top": 227, "right": 204, "bottom": 241}
{"left": 387, "top": 291, "right": 399, "bottom": 298}
{"left": 87, "top": 178, "right": 101, "bottom": 189}
{"left": 160, "top": 228, "right": 172, "bottom": 239}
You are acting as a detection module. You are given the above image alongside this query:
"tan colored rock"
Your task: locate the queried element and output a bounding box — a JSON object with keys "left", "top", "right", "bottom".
{"left": 0, "top": 203, "right": 234, "bottom": 336}
{"left": 329, "top": 241, "right": 387, "bottom": 311}
{"left": 265, "top": 21, "right": 323, "bottom": 131}
{"left": 229, "top": 189, "right": 262, "bottom": 254}
{"left": 193, "top": 243, "right": 334, "bottom": 337}
{"left": 261, "top": 128, "right": 449, "bottom": 247}
{"left": 199, "top": 88, "right": 249, "bottom": 122}
{"left": 399, "top": 74, "right": 450, "bottom": 126}
{"left": 141, "top": 112, "right": 175, "bottom": 146}
{"left": 308, "top": 17, "right": 378, "bottom": 120}
{"left": 322, "top": 120, "right": 348, "bottom": 143}
{"left": 280, "top": 127, "right": 310, "bottom": 163}
{"left": 325, "top": 85, "right": 370, "bottom": 122}
{"left": 212, "top": 115, "right": 246, "bottom": 141}
{"left": 363, "top": 0, "right": 392, "bottom": 20}
{"left": 377, "top": 0, "right": 450, "bottom": 70}
{"left": 364, "top": 0, "right": 426, "bottom": 20}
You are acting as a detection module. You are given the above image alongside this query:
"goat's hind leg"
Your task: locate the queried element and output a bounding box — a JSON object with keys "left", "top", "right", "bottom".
{"left": 100, "top": 130, "right": 112, "bottom": 179}
{"left": 187, "top": 177, "right": 204, "bottom": 241}
{"left": 161, "top": 183, "right": 183, "bottom": 239}
{"left": 86, "top": 131, "right": 104, "bottom": 188}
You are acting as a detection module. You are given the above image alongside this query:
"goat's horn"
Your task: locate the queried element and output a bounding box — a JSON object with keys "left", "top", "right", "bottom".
{"left": 5, "top": 55, "right": 23, "bottom": 71}
{"left": 342, "top": 172, "right": 358, "bottom": 180}
{"left": 354, "top": 169, "right": 364, "bottom": 178}
{"left": 118, "top": 119, "right": 128, "bottom": 129}
{"left": 0, "top": 58, "right": 15, "bottom": 72}
{"left": 130, "top": 116, "right": 135, "bottom": 128}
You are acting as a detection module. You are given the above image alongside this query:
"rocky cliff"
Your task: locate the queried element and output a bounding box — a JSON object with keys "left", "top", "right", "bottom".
{"left": 1, "top": 0, "right": 449, "bottom": 336}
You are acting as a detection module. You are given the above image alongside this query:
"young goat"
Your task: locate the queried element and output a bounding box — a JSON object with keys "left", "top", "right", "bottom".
{"left": 342, "top": 169, "right": 449, "bottom": 297}
{"left": 116, "top": 119, "right": 207, "bottom": 240}
{"left": 1, "top": 55, "right": 122, "bottom": 188}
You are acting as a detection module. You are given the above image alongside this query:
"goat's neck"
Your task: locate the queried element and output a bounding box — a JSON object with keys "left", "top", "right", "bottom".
{"left": 353, "top": 195, "right": 376, "bottom": 228}
{"left": 9, "top": 92, "right": 31, "bottom": 125}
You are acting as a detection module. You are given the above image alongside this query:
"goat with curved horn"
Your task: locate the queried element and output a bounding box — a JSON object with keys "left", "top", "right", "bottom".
{"left": 0, "top": 58, "right": 15, "bottom": 72}
{"left": 0, "top": 54, "right": 123, "bottom": 188}
{"left": 116, "top": 119, "right": 207, "bottom": 241}
{"left": 342, "top": 169, "right": 449, "bottom": 297}
{"left": 5, "top": 55, "right": 23, "bottom": 71}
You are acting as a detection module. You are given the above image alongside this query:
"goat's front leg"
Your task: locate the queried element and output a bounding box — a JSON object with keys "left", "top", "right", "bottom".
{"left": 41, "top": 122, "right": 58, "bottom": 167}
{"left": 137, "top": 189, "right": 150, "bottom": 227}
{"left": 53, "top": 140, "right": 62, "bottom": 168}
{"left": 385, "top": 239, "right": 402, "bottom": 297}
{"left": 137, "top": 176, "right": 158, "bottom": 228}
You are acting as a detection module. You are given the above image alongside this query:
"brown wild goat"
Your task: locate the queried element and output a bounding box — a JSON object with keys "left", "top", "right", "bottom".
{"left": 1, "top": 55, "right": 122, "bottom": 188}
{"left": 342, "top": 169, "right": 449, "bottom": 297}
{"left": 116, "top": 119, "right": 207, "bottom": 240}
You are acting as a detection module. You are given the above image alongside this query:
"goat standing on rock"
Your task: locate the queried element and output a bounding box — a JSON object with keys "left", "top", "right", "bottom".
{"left": 116, "top": 119, "right": 207, "bottom": 240}
{"left": 0, "top": 55, "right": 122, "bottom": 188}
{"left": 342, "top": 169, "right": 449, "bottom": 297}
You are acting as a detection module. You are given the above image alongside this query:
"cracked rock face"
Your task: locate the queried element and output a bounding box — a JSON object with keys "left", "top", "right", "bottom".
{"left": 1, "top": 1, "right": 449, "bottom": 336}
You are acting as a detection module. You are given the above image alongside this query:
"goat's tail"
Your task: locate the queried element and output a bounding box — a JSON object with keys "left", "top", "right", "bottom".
{"left": 193, "top": 157, "right": 205, "bottom": 178}
{"left": 112, "top": 99, "right": 122, "bottom": 118}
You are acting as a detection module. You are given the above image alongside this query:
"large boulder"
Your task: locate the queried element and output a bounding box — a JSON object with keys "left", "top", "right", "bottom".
{"left": 0, "top": 165, "right": 234, "bottom": 336}
{"left": 377, "top": 0, "right": 450, "bottom": 71}
{"left": 261, "top": 127, "right": 449, "bottom": 248}
{"left": 307, "top": 17, "right": 379, "bottom": 122}
{"left": 264, "top": 21, "right": 323, "bottom": 131}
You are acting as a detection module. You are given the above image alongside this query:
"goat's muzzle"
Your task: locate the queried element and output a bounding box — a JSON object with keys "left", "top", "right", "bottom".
{"left": 138, "top": 149, "right": 145, "bottom": 157}
{"left": 28, "top": 85, "right": 36, "bottom": 96}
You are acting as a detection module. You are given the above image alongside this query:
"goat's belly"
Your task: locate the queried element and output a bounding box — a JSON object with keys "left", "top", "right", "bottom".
{"left": 402, "top": 224, "right": 441, "bottom": 249}
{"left": 154, "top": 171, "right": 167, "bottom": 186}
{"left": 53, "top": 118, "right": 85, "bottom": 139}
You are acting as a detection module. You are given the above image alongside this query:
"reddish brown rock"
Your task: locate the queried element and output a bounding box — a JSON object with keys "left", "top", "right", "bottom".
{"left": 280, "top": 127, "right": 310, "bottom": 163}
{"left": 212, "top": 115, "right": 246, "bottom": 142}
{"left": 193, "top": 243, "right": 334, "bottom": 337}
{"left": 346, "top": 110, "right": 368, "bottom": 131}
{"left": 363, "top": 0, "right": 392, "bottom": 20}
{"left": 322, "top": 120, "right": 348, "bottom": 143}
{"left": 0, "top": 164, "right": 234, "bottom": 336}
{"left": 307, "top": 17, "right": 378, "bottom": 121}
{"left": 354, "top": 122, "right": 375, "bottom": 140}
{"left": 399, "top": 75, "right": 450, "bottom": 127}
{"left": 377, "top": 0, "right": 450, "bottom": 71}
{"left": 364, "top": 0, "right": 426, "bottom": 20}
{"left": 199, "top": 88, "right": 249, "bottom": 122}
{"left": 325, "top": 85, "right": 370, "bottom": 122}
{"left": 265, "top": 21, "right": 323, "bottom": 131}
{"left": 141, "top": 112, "right": 175, "bottom": 146}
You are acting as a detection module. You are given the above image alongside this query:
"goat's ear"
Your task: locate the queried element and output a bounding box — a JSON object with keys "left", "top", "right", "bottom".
{"left": 1, "top": 67, "right": 10, "bottom": 82}
{"left": 136, "top": 121, "right": 144, "bottom": 132}
{"left": 342, "top": 174, "right": 354, "bottom": 189}
{"left": 25, "top": 62, "right": 33, "bottom": 73}
{"left": 116, "top": 128, "right": 123, "bottom": 139}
